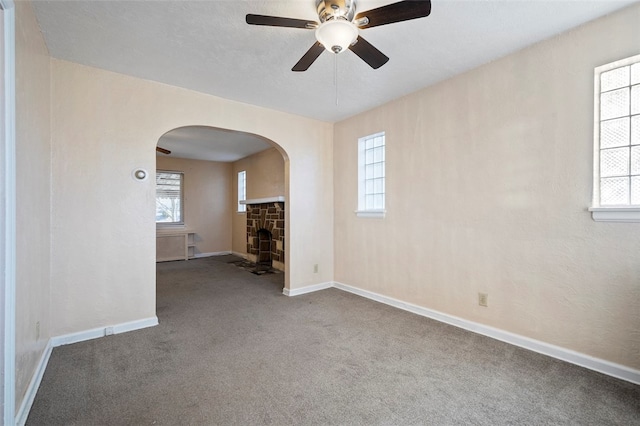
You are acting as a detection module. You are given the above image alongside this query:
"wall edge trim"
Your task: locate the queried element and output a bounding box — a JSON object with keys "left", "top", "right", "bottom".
{"left": 2, "top": 2, "right": 16, "bottom": 424}
{"left": 193, "top": 251, "right": 231, "bottom": 258}
{"left": 15, "top": 341, "right": 51, "bottom": 426}
{"left": 51, "top": 317, "right": 159, "bottom": 347}
{"left": 283, "top": 282, "right": 333, "bottom": 297}
{"left": 333, "top": 281, "right": 640, "bottom": 385}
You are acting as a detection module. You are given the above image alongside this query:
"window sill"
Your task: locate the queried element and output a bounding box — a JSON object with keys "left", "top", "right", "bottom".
{"left": 588, "top": 207, "right": 640, "bottom": 222}
{"left": 156, "top": 227, "right": 192, "bottom": 235}
{"left": 355, "top": 210, "right": 386, "bottom": 218}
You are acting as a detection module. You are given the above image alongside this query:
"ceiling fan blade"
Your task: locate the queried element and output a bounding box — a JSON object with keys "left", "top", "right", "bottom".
{"left": 292, "top": 42, "right": 325, "bottom": 72}
{"left": 156, "top": 147, "right": 171, "bottom": 155}
{"left": 246, "top": 14, "right": 319, "bottom": 29}
{"left": 349, "top": 36, "right": 389, "bottom": 69}
{"left": 355, "top": 0, "right": 431, "bottom": 29}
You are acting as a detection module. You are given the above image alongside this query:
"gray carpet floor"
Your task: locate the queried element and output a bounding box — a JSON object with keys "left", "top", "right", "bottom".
{"left": 27, "top": 256, "right": 640, "bottom": 425}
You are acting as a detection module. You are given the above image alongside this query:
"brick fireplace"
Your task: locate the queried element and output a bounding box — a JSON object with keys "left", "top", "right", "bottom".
{"left": 244, "top": 197, "right": 285, "bottom": 271}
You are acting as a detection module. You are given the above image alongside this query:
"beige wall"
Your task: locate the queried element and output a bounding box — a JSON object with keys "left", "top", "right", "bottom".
{"left": 156, "top": 156, "right": 232, "bottom": 255}
{"left": 15, "top": 0, "right": 51, "bottom": 411}
{"left": 334, "top": 4, "right": 640, "bottom": 370}
{"left": 50, "top": 59, "right": 334, "bottom": 336}
{"left": 232, "top": 148, "right": 285, "bottom": 256}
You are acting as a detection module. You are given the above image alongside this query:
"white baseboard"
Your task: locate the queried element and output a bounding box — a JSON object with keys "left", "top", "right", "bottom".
{"left": 16, "top": 317, "right": 159, "bottom": 425}
{"left": 16, "top": 283, "right": 639, "bottom": 426}
{"left": 15, "top": 342, "right": 52, "bottom": 426}
{"left": 51, "top": 316, "right": 159, "bottom": 347}
{"left": 332, "top": 282, "right": 640, "bottom": 385}
{"left": 283, "top": 282, "right": 333, "bottom": 297}
{"left": 231, "top": 251, "right": 248, "bottom": 259}
{"left": 194, "top": 251, "right": 231, "bottom": 258}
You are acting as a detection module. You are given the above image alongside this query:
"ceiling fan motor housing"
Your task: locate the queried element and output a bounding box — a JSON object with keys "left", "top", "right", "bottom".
{"left": 316, "top": 0, "right": 356, "bottom": 23}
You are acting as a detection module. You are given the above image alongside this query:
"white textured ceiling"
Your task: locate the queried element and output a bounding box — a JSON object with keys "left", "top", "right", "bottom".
{"left": 32, "top": 0, "right": 638, "bottom": 160}
{"left": 32, "top": 0, "right": 638, "bottom": 123}
{"left": 157, "top": 126, "right": 271, "bottom": 162}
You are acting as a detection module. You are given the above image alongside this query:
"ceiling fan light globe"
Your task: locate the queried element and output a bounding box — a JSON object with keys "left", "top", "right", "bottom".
{"left": 315, "top": 20, "right": 358, "bottom": 54}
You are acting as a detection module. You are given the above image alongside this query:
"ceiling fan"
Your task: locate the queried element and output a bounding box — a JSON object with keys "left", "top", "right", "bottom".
{"left": 246, "top": 0, "right": 432, "bottom": 72}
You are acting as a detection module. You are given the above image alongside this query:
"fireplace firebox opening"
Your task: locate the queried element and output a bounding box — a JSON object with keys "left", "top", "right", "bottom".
{"left": 257, "top": 229, "right": 272, "bottom": 267}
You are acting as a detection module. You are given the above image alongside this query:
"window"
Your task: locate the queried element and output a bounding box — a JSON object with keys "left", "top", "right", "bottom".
{"left": 156, "top": 171, "right": 184, "bottom": 224}
{"left": 357, "top": 132, "right": 385, "bottom": 218}
{"left": 238, "top": 170, "right": 246, "bottom": 212}
{"left": 590, "top": 54, "right": 640, "bottom": 222}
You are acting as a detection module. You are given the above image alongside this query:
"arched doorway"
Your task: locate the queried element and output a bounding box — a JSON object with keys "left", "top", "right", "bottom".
{"left": 154, "top": 125, "right": 289, "bottom": 286}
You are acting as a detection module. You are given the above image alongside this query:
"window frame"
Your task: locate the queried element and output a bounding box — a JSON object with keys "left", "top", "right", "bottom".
{"left": 356, "top": 131, "right": 386, "bottom": 218}
{"left": 237, "top": 170, "right": 246, "bottom": 213}
{"left": 155, "top": 170, "right": 185, "bottom": 227}
{"left": 589, "top": 54, "right": 640, "bottom": 222}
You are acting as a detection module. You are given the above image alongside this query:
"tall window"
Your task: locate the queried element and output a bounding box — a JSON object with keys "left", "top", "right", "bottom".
{"left": 238, "top": 170, "right": 246, "bottom": 212}
{"left": 357, "top": 132, "right": 385, "bottom": 218}
{"left": 156, "top": 171, "right": 183, "bottom": 224}
{"left": 591, "top": 54, "right": 640, "bottom": 222}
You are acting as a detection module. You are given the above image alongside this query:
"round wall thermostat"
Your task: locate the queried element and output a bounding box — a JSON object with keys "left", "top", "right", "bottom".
{"left": 132, "top": 168, "right": 148, "bottom": 181}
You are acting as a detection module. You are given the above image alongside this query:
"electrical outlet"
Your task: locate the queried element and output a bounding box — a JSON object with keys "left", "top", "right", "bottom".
{"left": 478, "top": 293, "right": 488, "bottom": 307}
{"left": 313, "top": 264, "right": 318, "bottom": 273}
{"left": 105, "top": 326, "right": 114, "bottom": 336}
{"left": 36, "top": 321, "right": 40, "bottom": 340}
